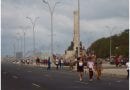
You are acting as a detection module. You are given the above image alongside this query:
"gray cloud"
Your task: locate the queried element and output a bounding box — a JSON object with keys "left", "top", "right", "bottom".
{"left": 1, "top": 0, "right": 129, "bottom": 56}
{"left": 80, "top": 0, "right": 129, "bottom": 20}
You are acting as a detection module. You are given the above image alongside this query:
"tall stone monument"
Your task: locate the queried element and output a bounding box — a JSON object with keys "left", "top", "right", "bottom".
{"left": 63, "top": 10, "right": 81, "bottom": 61}
{"left": 73, "top": 11, "right": 79, "bottom": 51}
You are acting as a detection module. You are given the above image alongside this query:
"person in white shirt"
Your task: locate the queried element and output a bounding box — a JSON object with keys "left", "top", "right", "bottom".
{"left": 55, "top": 58, "right": 59, "bottom": 70}
{"left": 87, "top": 56, "right": 94, "bottom": 81}
{"left": 60, "top": 58, "right": 64, "bottom": 69}
{"left": 126, "top": 60, "right": 129, "bottom": 79}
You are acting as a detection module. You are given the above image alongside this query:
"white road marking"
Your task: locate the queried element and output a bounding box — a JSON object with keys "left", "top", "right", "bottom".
{"left": 55, "top": 71, "right": 75, "bottom": 76}
{"left": 27, "top": 71, "right": 32, "bottom": 72}
{"left": 3, "top": 72, "right": 7, "bottom": 74}
{"left": 12, "top": 76, "right": 18, "bottom": 79}
{"left": 116, "top": 81, "right": 121, "bottom": 83}
{"left": 68, "top": 86, "right": 80, "bottom": 88}
{"left": 32, "top": 83, "right": 40, "bottom": 87}
{"left": 75, "top": 81, "right": 88, "bottom": 85}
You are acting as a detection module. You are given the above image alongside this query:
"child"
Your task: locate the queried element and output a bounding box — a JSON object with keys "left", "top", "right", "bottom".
{"left": 84, "top": 65, "right": 88, "bottom": 75}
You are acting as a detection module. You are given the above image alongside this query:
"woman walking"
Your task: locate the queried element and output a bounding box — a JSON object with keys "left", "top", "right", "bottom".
{"left": 77, "top": 57, "right": 84, "bottom": 81}
{"left": 87, "top": 56, "right": 94, "bottom": 81}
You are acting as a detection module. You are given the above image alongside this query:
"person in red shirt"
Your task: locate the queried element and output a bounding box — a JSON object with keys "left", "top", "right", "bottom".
{"left": 115, "top": 56, "right": 119, "bottom": 67}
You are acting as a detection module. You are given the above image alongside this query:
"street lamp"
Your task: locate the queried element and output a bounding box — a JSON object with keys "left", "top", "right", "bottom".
{"left": 77, "top": 0, "right": 80, "bottom": 57}
{"left": 16, "top": 32, "right": 21, "bottom": 52}
{"left": 110, "top": 30, "right": 112, "bottom": 60}
{"left": 13, "top": 39, "right": 16, "bottom": 58}
{"left": 106, "top": 26, "right": 116, "bottom": 60}
{"left": 115, "top": 46, "right": 119, "bottom": 55}
{"left": 20, "top": 28, "right": 26, "bottom": 59}
{"left": 42, "top": 0, "right": 60, "bottom": 61}
{"left": 26, "top": 17, "right": 39, "bottom": 57}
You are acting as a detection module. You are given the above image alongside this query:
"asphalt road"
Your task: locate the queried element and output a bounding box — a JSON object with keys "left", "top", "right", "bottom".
{"left": 2, "top": 62, "right": 129, "bottom": 90}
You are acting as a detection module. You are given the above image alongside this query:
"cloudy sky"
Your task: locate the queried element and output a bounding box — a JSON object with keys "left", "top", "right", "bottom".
{"left": 1, "top": 0, "right": 129, "bottom": 56}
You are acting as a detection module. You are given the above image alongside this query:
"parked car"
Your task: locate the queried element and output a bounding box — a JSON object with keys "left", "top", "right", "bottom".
{"left": 110, "top": 58, "right": 115, "bottom": 64}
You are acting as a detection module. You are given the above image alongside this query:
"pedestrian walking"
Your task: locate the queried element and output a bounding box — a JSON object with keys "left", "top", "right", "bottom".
{"left": 60, "top": 58, "right": 64, "bottom": 69}
{"left": 69, "top": 60, "right": 73, "bottom": 70}
{"left": 55, "top": 58, "right": 59, "bottom": 70}
{"left": 95, "top": 58, "right": 103, "bottom": 80}
{"left": 87, "top": 56, "right": 94, "bottom": 81}
{"left": 59, "top": 59, "right": 61, "bottom": 69}
{"left": 126, "top": 60, "right": 129, "bottom": 79}
{"left": 27, "top": 59, "right": 30, "bottom": 64}
{"left": 118, "top": 55, "right": 122, "bottom": 67}
{"left": 47, "top": 57, "right": 51, "bottom": 70}
{"left": 115, "top": 56, "right": 119, "bottom": 67}
{"left": 115, "top": 55, "right": 122, "bottom": 67}
{"left": 77, "top": 57, "right": 84, "bottom": 81}
{"left": 36, "top": 57, "right": 40, "bottom": 66}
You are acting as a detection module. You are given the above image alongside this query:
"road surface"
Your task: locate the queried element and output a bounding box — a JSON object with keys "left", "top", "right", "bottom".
{"left": 2, "top": 62, "right": 129, "bottom": 90}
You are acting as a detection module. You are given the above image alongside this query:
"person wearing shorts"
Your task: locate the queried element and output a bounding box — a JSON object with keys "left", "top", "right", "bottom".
{"left": 87, "top": 57, "right": 94, "bottom": 81}
{"left": 77, "top": 57, "right": 84, "bottom": 81}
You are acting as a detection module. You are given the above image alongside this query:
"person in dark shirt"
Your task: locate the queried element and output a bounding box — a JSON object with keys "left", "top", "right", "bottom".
{"left": 36, "top": 57, "right": 40, "bottom": 66}
{"left": 47, "top": 57, "right": 51, "bottom": 70}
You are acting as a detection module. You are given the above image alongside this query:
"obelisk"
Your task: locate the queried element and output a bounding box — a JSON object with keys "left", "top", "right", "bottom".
{"left": 73, "top": 11, "right": 79, "bottom": 51}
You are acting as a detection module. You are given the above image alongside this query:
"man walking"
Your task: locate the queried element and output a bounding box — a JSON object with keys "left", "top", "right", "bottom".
{"left": 47, "top": 57, "right": 51, "bottom": 70}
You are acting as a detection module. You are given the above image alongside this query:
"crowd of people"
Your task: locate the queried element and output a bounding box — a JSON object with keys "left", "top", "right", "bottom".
{"left": 76, "top": 53, "right": 129, "bottom": 81}
{"left": 20, "top": 59, "right": 33, "bottom": 65}
{"left": 53, "top": 57, "right": 64, "bottom": 70}
{"left": 18, "top": 53, "right": 129, "bottom": 81}
{"left": 114, "top": 55, "right": 128, "bottom": 67}
{"left": 76, "top": 53, "right": 103, "bottom": 82}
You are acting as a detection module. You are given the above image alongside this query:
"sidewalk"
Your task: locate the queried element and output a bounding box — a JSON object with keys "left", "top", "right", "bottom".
{"left": 102, "top": 63, "right": 127, "bottom": 77}
{"left": 102, "top": 68, "right": 127, "bottom": 77}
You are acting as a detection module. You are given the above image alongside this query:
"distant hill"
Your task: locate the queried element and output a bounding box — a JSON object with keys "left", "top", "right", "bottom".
{"left": 88, "top": 29, "right": 129, "bottom": 58}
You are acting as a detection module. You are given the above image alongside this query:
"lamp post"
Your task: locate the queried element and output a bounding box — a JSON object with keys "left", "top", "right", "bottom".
{"left": 21, "top": 29, "right": 26, "bottom": 59}
{"left": 16, "top": 32, "right": 20, "bottom": 52}
{"left": 106, "top": 26, "right": 116, "bottom": 60}
{"left": 26, "top": 17, "right": 39, "bottom": 57}
{"left": 110, "top": 31, "right": 112, "bottom": 60}
{"left": 42, "top": 0, "right": 60, "bottom": 62}
{"left": 77, "top": 0, "right": 80, "bottom": 57}
{"left": 13, "top": 42, "right": 16, "bottom": 58}
{"left": 23, "top": 30, "right": 26, "bottom": 59}
{"left": 115, "top": 46, "right": 119, "bottom": 55}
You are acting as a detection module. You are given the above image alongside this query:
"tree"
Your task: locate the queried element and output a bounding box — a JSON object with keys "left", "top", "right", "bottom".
{"left": 88, "top": 29, "right": 129, "bottom": 58}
